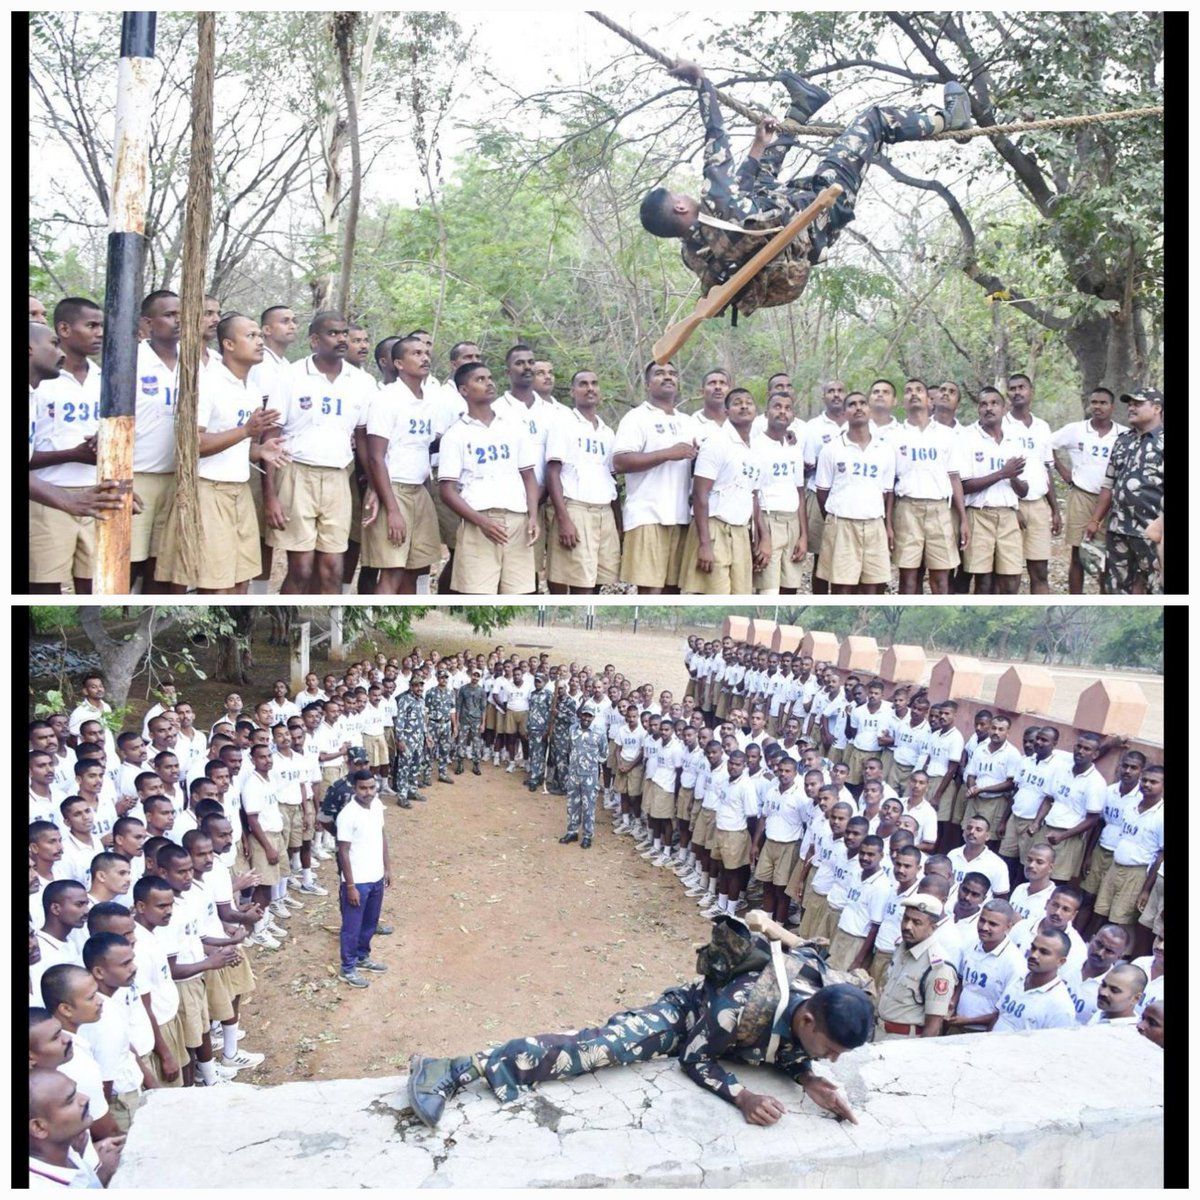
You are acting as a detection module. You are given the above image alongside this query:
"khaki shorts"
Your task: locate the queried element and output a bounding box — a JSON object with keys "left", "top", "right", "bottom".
{"left": 131, "top": 472, "right": 176, "bottom": 562}
{"left": 223, "top": 949, "right": 255, "bottom": 1000}
{"left": 451, "top": 511, "right": 536, "bottom": 595}
{"left": 203, "top": 954, "right": 235, "bottom": 1022}
{"left": 267, "top": 461, "right": 353, "bottom": 554}
{"left": 961, "top": 792, "right": 1008, "bottom": 837}
{"left": 998, "top": 815, "right": 1037, "bottom": 862}
{"left": 160, "top": 479, "right": 261, "bottom": 589}
{"left": 248, "top": 466, "right": 268, "bottom": 541}
{"left": 109, "top": 1088, "right": 142, "bottom": 1133}
{"left": 805, "top": 490, "right": 826, "bottom": 558}
{"left": 964, "top": 507, "right": 1023, "bottom": 576}
{"left": 248, "top": 829, "right": 287, "bottom": 885}
{"left": 869, "top": 946, "right": 892, "bottom": 993}
{"left": 615, "top": 761, "right": 643, "bottom": 797}
{"left": 362, "top": 482, "right": 441, "bottom": 570}
{"left": 1018, "top": 496, "right": 1053, "bottom": 561}
{"left": 279, "top": 802, "right": 304, "bottom": 851}
{"left": 1095, "top": 862, "right": 1150, "bottom": 925}
{"left": 716, "top": 691, "right": 733, "bottom": 720}
{"left": 816, "top": 514, "right": 891, "bottom": 586}
{"left": 1081, "top": 844, "right": 1115, "bottom": 897}
{"left": 504, "top": 709, "right": 529, "bottom": 738}
{"left": 754, "top": 509, "right": 806, "bottom": 593}
{"left": 1138, "top": 872, "right": 1163, "bottom": 933}
{"left": 827, "top": 927, "right": 866, "bottom": 971}
{"left": 797, "top": 885, "right": 830, "bottom": 936}
{"left": 347, "top": 462, "right": 363, "bottom": 543}
{"left": 1046, "top": 828, "right": 1087, "bottom": 881}
{"left": 429, "top": 474, "right": 458, "bottom": 550}
{"left": 363, "top": 733, "right": 390, "bottom": 769}
{"left": 679, "top": 517, "right": 752, "bottom": 595}
{"left": 148, "top": 1012, "right": 188, "bottom": 1088}
{"left": 754, "top": 837, "right": 798, "bottom": 885}
{"left": 692, "top": 806, "right": 716, "bottom": 849}
{"left": 176, "top": 975, "right": 209, "bottom": 1049}
{"left": 321, "top": 763, "right": 344, "bottom": 787}
{"left": 29, "top": 494, "right": 95, "bottom": 583}
{"left": 547, "top": 499, "right": 621, "bottom": 588}
{"left": 533, "top": 500, "right": 551, "bottom": 583}
{"left": 783, "top": 856, "right": 808, "bottom": 900}
{"left": 844, "top": 743, "right": 873, "bottom": 786}
{"left": 819, "top": 903, "right": 843, "bottom": 942}
{"left": 484, "top": 706, "right": 499, "bottom": 732}
{"left": 676, "top": 785, "right": 695, "bottom": 822}
{"left": 302, "top": 795, "right": 317, "bottom": 841}
{"left": 645, "top": 780, "right": 676, "bottom": 820}
{"left": 606, "top": 741, "right": 620, "bottom": 772}
{"left": 889, "top": 760, "right": 917, "bottom": 793}
{"left": 892, "top": 497, "right": 959, "bottom": 570}
{"left": 619, "top": 522, "right": 687, "bottom": 590}
{"left": 713, "top": 826, "right": 752, "bottom": 870}
{"left": 1065, "top": 485, "right": 1105, "bottom": 548}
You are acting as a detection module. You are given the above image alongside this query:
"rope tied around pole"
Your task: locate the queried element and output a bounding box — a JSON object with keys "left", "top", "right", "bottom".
{"left": 586, "top": 11, "right": 1163, "bottom": 141}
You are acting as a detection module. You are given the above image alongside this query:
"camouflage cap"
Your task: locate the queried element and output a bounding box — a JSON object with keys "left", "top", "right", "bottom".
{"left": 1120, "top": 388, "right": 1163, "bottom": 406}
{"left": 346, "top": 746, "right": 369, "bottom": 763}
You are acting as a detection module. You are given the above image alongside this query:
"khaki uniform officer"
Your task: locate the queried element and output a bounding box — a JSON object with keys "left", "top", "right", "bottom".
{"left": 876, "top": 893, "right": 957, "bottom": 1039}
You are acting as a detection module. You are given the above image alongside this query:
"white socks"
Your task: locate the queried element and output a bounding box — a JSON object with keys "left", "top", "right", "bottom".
{"left": 223, "top": 1023, "right": 239, "bottom": 1058}
{"left": 197, "top": 1058, "right": 217, "bottom": 1085}
{"left": 303, "top": 867, "right": 314, "bottom": 886}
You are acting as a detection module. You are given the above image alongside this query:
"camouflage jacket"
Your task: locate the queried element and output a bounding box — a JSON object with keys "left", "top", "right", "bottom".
{"left": 1104, "top": 426, "right": 1164, "bottom": 538}
{"left": 554, "top": 690, "right": 580, "bottom": 731}
{"left": 566, "top": 725, "right": 608, "bottom": 784}
{"left": 393, "top": 692, "right": 427, "bottom": 745}
{"left": 679, "top": 78, "right": 823, "bottom": 317}
{"left": 456, "top": 683, "right": 486, "bottom": 726}
{"left": 425, "top": 686, "right": 456, "bottom": 728}
{"left": 527, "top": 686, "right": 553, "bottom": 736}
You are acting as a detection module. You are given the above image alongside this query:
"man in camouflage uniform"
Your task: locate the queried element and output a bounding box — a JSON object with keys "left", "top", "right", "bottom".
{"left": 408, "top": 921, "right": 872, "bottom": 1130}
{"left": 425, "top": 669, "right": 457, "bottom": 784}
{"left": 523, "top": 673, "right": 554, "bottom": 792}
{"left": 639, "top": 61, "right": 971, "bottom": 316}
{"left": 1084, "top": 389, "right": 1164, "bottom": 595}
{"left": 454, "top": 667, "right": 487, "bottom": 776}
{"left": 548, "top": 682, "right": 580, "bottom": 795}
{"left": 560, "top": 708, "right": 608, "bottom": 848}
{"left": 393, "top": 677, "right": 431, "bottom": 803}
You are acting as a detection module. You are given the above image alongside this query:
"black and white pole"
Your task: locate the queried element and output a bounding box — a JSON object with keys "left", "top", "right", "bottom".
{"left": 95, "top": 12, "right": 156, "bottom": 594}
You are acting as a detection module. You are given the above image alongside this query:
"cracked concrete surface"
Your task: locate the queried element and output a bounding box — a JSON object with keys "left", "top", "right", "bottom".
{"left": 113, "top": 1025, "right": 1162, "bottom": 1188}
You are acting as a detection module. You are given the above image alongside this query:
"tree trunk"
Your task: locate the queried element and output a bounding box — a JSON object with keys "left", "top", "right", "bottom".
{"left": 78, "top": 607, "right": 171, "bottom": 707}
{"left": 214, "top": 609, "right": 257, "bottom": 684}
{"left": 333, "top": 12, "right": 362, "bottom": 314}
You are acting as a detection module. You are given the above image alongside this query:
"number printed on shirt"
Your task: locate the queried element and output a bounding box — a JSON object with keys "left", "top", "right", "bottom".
{"left": 1091, "top": 445, "right": 1110, "bottom": 459}
{"left": 963, "top": 967, "right": 989, "bottom": 989}
{"left": 60, "top": 401, "right": 95, "bottom": 424}
{"left": 910, "top": 447, "right": 940, "bottom": 462}
{"left": 771, "top": 460, "right": 797, "bottom": 478}
{"left": 1000, "top": 995, "right": 1025, "bottom": 1019}
{"left": 473, "top": 442, "right": 512, "bottom": 465}
{"left": 320, "top": 396, "right": 344, "bottom": 416}
{"left": 851, "top": 461, "right": 879, "bottom": 478}
{"left": 408, "top": 418, "right": 433, "bottom": 436}
{"left": 582, "top": 437, "right": 606, "bottom": 455}
{"left": 235, "top": 409, "right": 254, "bottom": 427}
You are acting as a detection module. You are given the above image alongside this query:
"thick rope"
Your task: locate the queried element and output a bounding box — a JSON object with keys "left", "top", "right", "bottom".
{"left": 171, "top": 11, "right": 216, "bottom": 582}
{"left": 587, "top": 11, "right": 1162, "bottom": 141}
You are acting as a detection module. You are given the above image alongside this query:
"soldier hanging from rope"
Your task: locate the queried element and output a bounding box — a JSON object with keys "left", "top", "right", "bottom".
{"left": 639, "top": 62, "right": 973, "bottom": 317}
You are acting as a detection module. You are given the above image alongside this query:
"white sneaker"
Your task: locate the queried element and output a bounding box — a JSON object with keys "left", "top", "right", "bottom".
{"left": 248, "top": 931, "right": 281, "bottom": 950}
{"left": 506, "top": 762, "right": 516, "bottom": 773}
{"left": 653, "top": 852, "right": 674, "bottom": 867}
{"left": 281, "top": 893, "right": 305, "bottom": 910}
{"left": 221, "top": 1048, "right": 266, "bottom": 1071}
{"left": 674, "top": 861, "right": 694, "bottom": 877}
{"left": 299, "top": 880, "right": 328, "bottom": 896}
{"left": 684, "top": 884, "right": 708, "bottom": 898}
{"left": 197, "top": 1073, "right": 231, "bottom": 1087}
{"left": 638, "top": 846, "right": 660, "bottom": 859}
{"left": 269, "top": 902, "right": 291, "bottom": 920}
{"left": 313, "top": 846, "right": 333, "bottom": 862}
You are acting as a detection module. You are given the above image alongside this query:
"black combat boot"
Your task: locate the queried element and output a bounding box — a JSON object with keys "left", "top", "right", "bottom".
{"left": 778, "top": 70, "right": 832, "bottom": 124}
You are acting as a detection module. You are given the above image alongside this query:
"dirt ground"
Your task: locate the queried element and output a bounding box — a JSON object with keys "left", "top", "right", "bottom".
{"left": 37, "top": 613, "right": 1158, "bottom": 1087}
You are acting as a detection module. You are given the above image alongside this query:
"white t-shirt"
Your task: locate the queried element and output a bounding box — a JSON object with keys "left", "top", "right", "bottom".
{"left": 1010, "top": 749, "right": 1074, "bottom": 819}
{"left": 437, "top": 411, "right": 537, "bottom": 513}
{"left": 1096, "top": 781, "right": 1141, "bottom": 852}
{"left": 612, "top": 402, "right": 697, "bottom": 529}
{"left": 955, "top": 936, "right": 1025, "bottom": 1024}
{"left": 195, "top": 361, "right": 263, "bottom": 482}
{"left": 1009, "top": 917, "right": 1086, "bottom": 974}
{"left": 959, "top": 423, "right": 1025, "bottom": 509}
{"left": 902, "top": 799, "right": 939, "bottom": 847}
{"left": 889, "top": 716, "right": 931, "bottom": 769}
{"left": 947, "top": 845, "right": 1011, "bottom": 896}
{"left": 133, "top": 920, "right": 179, "bottom": 1024}
{"left": 32, "top": 360, "right": 102, "bottom": 487}
{"left": 1043, "top": 762, "right": 1107, "bottom": 831}
{"left": 968, "top": 738, "right": 1023, "bottom": 792}
{"left": 1008, "top": 881, "right": 1054, "bottom": 928}
{"left": 922, "top": 725, "right": 965, "bottom": 779}
{"left": 650, "top": 737, "right": 685, "bottom": 792}
{"left": 68, "top": 701, "right": 116, "bottom": 758}
{"left": 335, "top": 797, "right": 387, "bottom": 884}
{"left": 993, "top": 975, "right": 1077, "bottom": 1032}
{"left": 836, "top": 867, "right": 890, "bottom": 937}
{"left": 751, "top": 430, "right": 806, "bottom": 513}
{"left": 802, "top": 412, "right": 846, "bottom": 491}
{"left": 79, "top": 985, "right": 144, "bottom": 1093}
{"left": 814, "top": 430, "right": 895, "bottom": 519}
{"left": 1060, "top": 963, "right": 1106, "bottom": 1025}
{"left": 278, "top": 356, "right": 372, "bottom": 468}
{"left": 1002, "top": 411, "right": 1055, "bottom": 500}
{"left": 499, "top": 677, "right": 533, "bottom": 713}
{"left": 874, "top": 880, "right": 918, "bottom": 960}
{"left": 1051, "top": 419, "right": 1126, "bottom": 494}
{"left": 1111, "top": 798, "right": 1164, "bottom": 867}
{"left": 615, "top": 725, "right": 644, "bottom": 765}
{"left": 58, "top": 1032, "right": 110, "bottom": 1122}
{"left": 494, "top": 392, "right": 563, "bottom": 487}
{"left": 365, "top": 381, "right": 449, "bottom": 484}
{"left": 695, "top": 430, "right": 763, "bottom": 526}
{"left": 271, "top": 748, "right": 307, "bottom": 806}
{"left": 849, "top": 702, "right": 892, "bottom": 752}
{"left": 714, "top": 772, "right": 758, "bottom": 832}
{"left": 241, "top": 771, "right": 284, "bottom": 834}
{"left": 824, "top": 841, "right": 860, "bottom": 909}
{"left": 134, "top": 340, "right": 180, "bottom": 473}
{"left": 892, "top": 419, "right": 962, "bottom": 500}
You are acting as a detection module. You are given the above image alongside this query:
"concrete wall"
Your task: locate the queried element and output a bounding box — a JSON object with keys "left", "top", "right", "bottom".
{"left": 113, "top": 1025, "right": 1162, "bottom": 1189}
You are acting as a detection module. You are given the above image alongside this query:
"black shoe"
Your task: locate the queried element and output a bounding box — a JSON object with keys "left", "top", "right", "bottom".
{"left": 559, "top": 832, "right": 578, "bottom": 844}
{"left": 777, "top": 70, "right": 831, "bottom": 124}
{"left": 398, "top": 796, "right": 412, "bottom": 809}
{"left": 525, "top": 780, "right": 537, "bottom": 791}
{"left": 375, "top": 923, "right": 394, "bottom": 936}
{"left": 454, "top": 758, "right": 464, "bottom": 775}
{"left": 581, "top": 836, "right": 592, "bottom": 849}
{"left": 439, "top": 774, "right": 454, "bottom": 785}
{"left": 472, "top": 763, "right": 482, "bottom": 776}
{"left": 408, "top": 1055, "right": 461, "bottom": 1129}
{"left": 411, "top": 791, "right": 429, "bottom": 803}
{"left": 943, "top": 81, "right": 972, "bottom": 143}
{"left": 550, "top": 786, "right": 567, "bottom": 796}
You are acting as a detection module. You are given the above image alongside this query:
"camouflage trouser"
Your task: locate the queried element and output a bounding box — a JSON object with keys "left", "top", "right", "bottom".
{"left": 394, "top": 749, "right": 423, "bottom": 797}
{"left": 430, "top": 721, "right": 454, "bottom": 779}
{"left": 455, "top": 723, "right": 485, "bottom": 766}
{"left": 527, "top": 728, "right": 549, "bottom": 786}
{"left": 479, "top": 987, "right": 693, "bottom": 1102}
{"left": 549, "top": 727, "right": 573, "bottom": 786}
{"left": 566, "top": 780, "right": 599, "bottom": 839}
{"left": 1103, "top": 532, "right": 1161, "bottom": 595}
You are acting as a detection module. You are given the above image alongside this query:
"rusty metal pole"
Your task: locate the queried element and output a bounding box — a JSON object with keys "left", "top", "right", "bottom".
{"left": 94, "top": 12, "right": 156, "bottom": 594}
